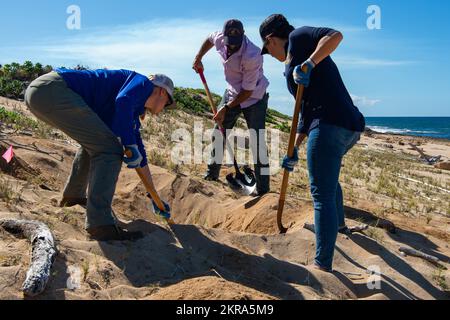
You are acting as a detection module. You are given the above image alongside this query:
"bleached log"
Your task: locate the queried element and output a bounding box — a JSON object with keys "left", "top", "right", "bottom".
{"left": 392, "top": 174, "right": 450, "bottom": 194}
{"left": 399, "top": 247, "right": 441, "bottom": 265}
{"left": 0, "top": 219, "right": 57, "bottom": 297}
{"left": 408, "top": 144, "right": 441, "bottom": 165}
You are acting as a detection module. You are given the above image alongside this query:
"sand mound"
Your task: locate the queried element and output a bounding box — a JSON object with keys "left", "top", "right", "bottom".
{"left": 0, "top": 100, "right": 449, "bottom": 300}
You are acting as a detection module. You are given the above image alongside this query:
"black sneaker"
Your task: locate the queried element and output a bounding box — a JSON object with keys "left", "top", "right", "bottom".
{"left": 87, "top": 225, "right": 144, "bottom": 242}
{"left": 338, "top": 226, "right": 352, "bottom": 235}
{"left": 60, "top": 197, "right": 88, "bottom": 208}
{"left": 204, "top": 174, "right": 219, "bottom": 182}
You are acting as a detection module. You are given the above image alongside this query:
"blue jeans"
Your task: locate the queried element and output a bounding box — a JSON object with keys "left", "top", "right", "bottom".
{"left": 307, "top": 123, "right": 361, "bottom": 271}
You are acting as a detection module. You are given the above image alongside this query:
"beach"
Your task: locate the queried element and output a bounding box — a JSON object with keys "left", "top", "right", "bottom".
{"left": 0, "top": 96, "right": 449, "bottom": 300}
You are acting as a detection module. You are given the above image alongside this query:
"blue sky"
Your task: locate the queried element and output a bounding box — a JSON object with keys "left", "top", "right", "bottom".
{"left": 1, "top": 0, "right": 449, "bottom": 117}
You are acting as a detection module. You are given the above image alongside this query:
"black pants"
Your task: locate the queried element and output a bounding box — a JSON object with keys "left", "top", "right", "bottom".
{"left": 206, "top": 93, "right": 270, "bottom": 194}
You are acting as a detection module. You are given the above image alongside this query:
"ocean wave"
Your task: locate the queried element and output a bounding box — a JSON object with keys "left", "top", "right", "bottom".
{"left": 368, "top": 126, "right": 440, "bottom": 135}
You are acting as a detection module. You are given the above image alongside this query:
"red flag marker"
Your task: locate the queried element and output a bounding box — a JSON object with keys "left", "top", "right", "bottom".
{"left": 2, "top": 146, "right": 14, "bottom": 164}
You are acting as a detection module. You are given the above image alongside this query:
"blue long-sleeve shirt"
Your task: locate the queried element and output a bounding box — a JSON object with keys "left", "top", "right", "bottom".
{"left": 55, "top": 68, "right": 153, "bottom": 167}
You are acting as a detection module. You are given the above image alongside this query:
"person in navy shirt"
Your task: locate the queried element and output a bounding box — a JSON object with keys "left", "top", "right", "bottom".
{"left": 25, "top": 69, "right": 175, "bottom": 241}
{"left": 260, "top": 14, "right": 366, "bottom": 272}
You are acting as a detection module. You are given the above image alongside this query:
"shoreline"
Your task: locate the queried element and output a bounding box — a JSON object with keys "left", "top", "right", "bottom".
{"left": 364, "top": 128, "right": 450, "bottom": 145}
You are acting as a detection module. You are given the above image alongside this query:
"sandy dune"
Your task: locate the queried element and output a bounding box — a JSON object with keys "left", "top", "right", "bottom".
{"left": 0, "top": 98, "right": 449, "bottom": 300}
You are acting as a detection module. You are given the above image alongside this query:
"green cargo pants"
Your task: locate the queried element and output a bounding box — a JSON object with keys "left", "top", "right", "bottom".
{"left": 24, "top": 72, "right": 123, "bottom": 229}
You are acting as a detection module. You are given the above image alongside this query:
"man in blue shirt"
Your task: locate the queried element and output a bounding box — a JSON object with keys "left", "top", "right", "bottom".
{"left": 25, "top": 69, "right": 175, "bottom": 241}
{"left": 260, "top": 14, "right": 365, "bottom": 272}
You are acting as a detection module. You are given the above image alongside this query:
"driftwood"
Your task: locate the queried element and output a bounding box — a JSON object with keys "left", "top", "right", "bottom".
{"left": 409, "top": 143, "right": 441, "bottom": 165}
{"left": 393, "top": 174, "right": 450, "bottom": 195}
{"left": 0, "top": 219, "right": 57, "bottom": 297}
{"left": 303, "top": 223, "right": 369, "bottom": 234}
{"left": 399, "top": 247, "right": 442, "bottom": 266}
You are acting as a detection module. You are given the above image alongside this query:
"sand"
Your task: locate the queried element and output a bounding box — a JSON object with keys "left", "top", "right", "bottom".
{"left": 0, "top": 97, "right": 449, "bottom": 300}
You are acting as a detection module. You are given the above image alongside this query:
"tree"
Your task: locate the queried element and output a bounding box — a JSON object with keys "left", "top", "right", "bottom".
{"left": 34, "top": 63, "right": 44, "bottom": 76}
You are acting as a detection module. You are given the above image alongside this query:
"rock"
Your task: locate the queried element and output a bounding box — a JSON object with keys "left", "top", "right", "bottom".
{"left": 435, "top": 161, "right": 450, "bottom": 171}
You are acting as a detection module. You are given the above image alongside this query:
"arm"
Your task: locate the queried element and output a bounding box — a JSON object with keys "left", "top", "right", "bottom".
{"left": 310, "top": 31, "right": 343, "bottom": 65}
{"left": 226, "top": 89, "right": 253, "bottom": 109}
{"left": 213, "top": 89, "right": 253, "bottom": 124}
{"left": 295, "top": 133, "right": 307, "bottom": 148}
{"left": 193, "top": 38, "right": 215, "bottom": 72}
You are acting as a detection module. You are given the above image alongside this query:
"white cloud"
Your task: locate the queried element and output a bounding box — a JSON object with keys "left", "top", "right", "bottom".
{"left": 336, "top": 56, "right": 416, "bottom": 67}
{"left": 350, "top": 94, "right": 381, "bottom": 107}
{"left": 4, "top": 18, "right": 402, "bottom": 115}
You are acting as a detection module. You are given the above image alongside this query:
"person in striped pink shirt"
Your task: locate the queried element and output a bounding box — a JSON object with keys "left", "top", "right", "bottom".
{"left": 193, "top": 19, "right": 271, "bottom": 196}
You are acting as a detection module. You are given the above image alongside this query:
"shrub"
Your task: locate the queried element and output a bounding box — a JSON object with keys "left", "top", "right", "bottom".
{"left": 0, "top": 61, "right": 53, "bottom": 100}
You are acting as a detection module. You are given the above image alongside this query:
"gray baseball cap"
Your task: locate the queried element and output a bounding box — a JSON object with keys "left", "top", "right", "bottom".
{"left": 149, "top": 74, "right": 176, "bottom": 107}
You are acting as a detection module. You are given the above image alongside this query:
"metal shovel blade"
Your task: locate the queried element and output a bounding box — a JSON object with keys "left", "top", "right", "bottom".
{"left": 226, "top": 169, "right": 256, "bottom": 196}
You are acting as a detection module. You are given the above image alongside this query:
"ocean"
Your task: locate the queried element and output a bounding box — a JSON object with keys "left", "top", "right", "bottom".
{"left": 365, "top": 117, "right": 450, "bottom": 140}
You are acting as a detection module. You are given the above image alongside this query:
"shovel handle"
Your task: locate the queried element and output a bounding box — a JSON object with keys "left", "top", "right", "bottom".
{"left": 277, "top": 64, "right": 309, "bottom": 234}
{"left": 125, "top": 149, "right": 166, "bottom": 212}
{"left": 198, "top": 71, "right": 241, "bottom": 175}
{"left": 199, "top": 70, "right": 219, "bottom": 115}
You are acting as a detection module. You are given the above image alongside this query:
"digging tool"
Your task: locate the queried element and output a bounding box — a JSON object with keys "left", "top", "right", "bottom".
{"left": 277, "top": 65, "right": 309, "bottom": 234}
{"left": 198, "top": 70, "right": 256, "bottom": 196}
{"left": 125, "top": 150, "right": 174, "bottom": 224}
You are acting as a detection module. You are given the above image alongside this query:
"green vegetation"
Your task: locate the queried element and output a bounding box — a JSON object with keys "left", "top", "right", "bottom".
{"left": 173, "top": 87, "right": 221, "bottom": 115}
{"left": 0, "top": 61, "right": 53, "bottom": 99}
{"left": 0, "top": 61, "right": 292, "bottom": 134}
{"left": 274, "top": 121, "right": 291, "bottom": 133}
{"left": 433, "top": 266, "right": 448, "bottom": 291}
{"left": 0, "top": 177, "right": 17, "bottom": 205}
{"left": 0, "top": 106, "right": 53, "bottom": 138}
{"left": 0, "top": 106, "right": 37, "bottom": 129}
{"left": 173, "top": 87, "right": 291, "bottom": 130}
{"left": 267, "top": 108, "right": 291, "bottom": 123}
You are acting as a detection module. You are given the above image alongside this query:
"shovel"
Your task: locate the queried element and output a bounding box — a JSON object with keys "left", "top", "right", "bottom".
{"left": 277, "top": 64, "right": 309, "bottom": 234}
{"left": 198, "top": 70, "right": 256, "bottom": 196}
{"left": 125, "top": 150, "right": 174, "bottom": 224}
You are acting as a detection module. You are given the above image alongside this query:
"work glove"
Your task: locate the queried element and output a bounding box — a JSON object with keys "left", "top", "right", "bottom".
{"left": 282, "top": 146, "right": 299, "bottom": 172}
{"left": 123, "top": 144, "right": 143, "bottom": 169}
{"left": 147, "top": 193, "right": 171, "bottom": 219}
{"left": 293, "top": 58, "right": 316, "bottom": 88}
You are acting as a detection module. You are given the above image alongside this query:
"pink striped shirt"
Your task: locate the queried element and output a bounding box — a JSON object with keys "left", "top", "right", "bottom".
{"left": 208, "top": 31, "right": 269, "bottom": 109}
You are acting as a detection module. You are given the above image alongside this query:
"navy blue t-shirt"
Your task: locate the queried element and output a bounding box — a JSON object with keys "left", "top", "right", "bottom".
{"left": 285, "top": 27, "right": 366, "bottom": 134}
{"left": 55, "top": 68, "right": 154, "bottom": 167}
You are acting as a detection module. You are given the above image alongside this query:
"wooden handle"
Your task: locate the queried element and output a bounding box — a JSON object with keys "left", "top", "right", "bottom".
{"left": 277, "top": 64, "right": 309, "bottom": 234}
{"left": 125, "top": 149, "right": 166, "bottom": 211}
{"left": 199, "top": 70, "right": 218, "bottom": 116}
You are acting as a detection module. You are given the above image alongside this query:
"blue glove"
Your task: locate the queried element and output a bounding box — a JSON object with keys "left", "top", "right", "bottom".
{"left": 282, "top": 147, "right": 299, "bottom": 172}
{"left": 124, "top": 144, "right": 143, "bottom": 169}
{"left": 151, "top": 198, "right": 171, "bottom": 220}
{"left": 293, "top": 58, "right": 316, "bottom": 87}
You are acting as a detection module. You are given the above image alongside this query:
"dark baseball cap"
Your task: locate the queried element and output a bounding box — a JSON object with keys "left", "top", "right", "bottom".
{"left": 259, "top": 14, "right": 292, "bottom": 55}
{"left": 223, "top": 19, "right": 244, "bottom": 46}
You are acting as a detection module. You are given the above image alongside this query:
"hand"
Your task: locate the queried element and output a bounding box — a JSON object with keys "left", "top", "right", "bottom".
{"left": 124, "top": 144, "right": 143, "bottom": 169}
{"left": 213, "top": 106, "right": 227, "bottom": 127}
{"left": 293, "top": 58, "right": 316, "bottom": 87}
{"left": 149, "top": 196, "right": 171, "bottom": 220}
{"left": 282, "top": 146, "right": 299, "bottom": 172}
{"left": 192, "top": 58, "right": 204, "bottom": 74}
